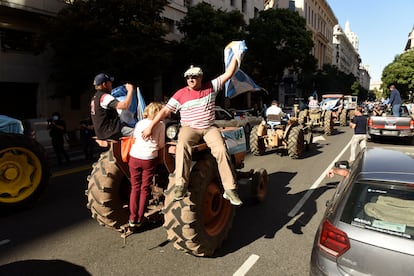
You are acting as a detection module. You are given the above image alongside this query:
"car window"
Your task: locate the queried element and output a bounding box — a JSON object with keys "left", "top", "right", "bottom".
{"left": 340, "top": 181, "right": 414, "bottom": 240}
{"left": 215, "top": 110, "right": 232, "bottom": 120}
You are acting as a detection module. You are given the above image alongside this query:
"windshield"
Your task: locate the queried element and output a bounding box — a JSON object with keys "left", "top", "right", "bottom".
{"left": 340, "top": 181, "right": 414, "bottom": 240}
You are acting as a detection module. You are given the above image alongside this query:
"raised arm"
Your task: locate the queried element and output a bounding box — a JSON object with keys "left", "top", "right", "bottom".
{"left": 218, "top": 56, "right": 238, "bottom": 84}
{"left": 142, "top": 106, "right": 171, "bottom": 139}
{"left": 115, "top": 83, "right": 134, "bottom": 110}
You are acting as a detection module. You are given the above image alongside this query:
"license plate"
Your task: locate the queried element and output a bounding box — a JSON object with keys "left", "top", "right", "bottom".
{"left": 385, "top": 124, "right": 396, "bottom": 129}
{"left": 382, "top": 130, "right": 398, "bottom": 136}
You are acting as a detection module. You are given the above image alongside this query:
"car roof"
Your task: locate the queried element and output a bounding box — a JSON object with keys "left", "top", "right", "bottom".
{"left": 356, "top": 147, "right": 414, "bottom": 183}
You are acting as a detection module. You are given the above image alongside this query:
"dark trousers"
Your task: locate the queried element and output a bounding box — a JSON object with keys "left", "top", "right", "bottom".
{"left": 128, "top": 156, "right": 158, "bottom": 223}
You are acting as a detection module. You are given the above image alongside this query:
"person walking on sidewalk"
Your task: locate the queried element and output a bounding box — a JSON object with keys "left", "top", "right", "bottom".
{"left": 349, "top": 106, "right": 368, "bottom": 163}
{"left": 47, "top": 112, "right": 70, "bottom": 165}
{"left": 141, "top": 55, "right": 243, "bottom": 206}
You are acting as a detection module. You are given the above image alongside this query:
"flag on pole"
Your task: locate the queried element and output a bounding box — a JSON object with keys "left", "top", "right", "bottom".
{"left": 224, "top": 40, "right": 264, "bottom": 98}
{"left": 136, "top": 87, "right": 146, "bottom": 121}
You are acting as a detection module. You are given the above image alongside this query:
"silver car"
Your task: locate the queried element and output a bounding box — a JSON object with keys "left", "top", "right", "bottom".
{"left": 310, "top": 146, "right": 414, "bottom": 275}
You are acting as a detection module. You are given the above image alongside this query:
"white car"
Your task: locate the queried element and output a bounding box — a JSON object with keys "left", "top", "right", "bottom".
{"left": 214, "top": 106, "right": 263, "bottom": 135}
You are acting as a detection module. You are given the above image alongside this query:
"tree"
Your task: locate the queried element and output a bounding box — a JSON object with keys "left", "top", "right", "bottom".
{"left": 381, "top": 50, "right": 414, "bottom": 99}
{"left": 244, "top": 9, "right": 315, "bottom": 97}
{"left": 174, "top": 2, "right": 246, "bottom": 82}
{"left": 45, "top": 0, "right": 169, "bottom": 98}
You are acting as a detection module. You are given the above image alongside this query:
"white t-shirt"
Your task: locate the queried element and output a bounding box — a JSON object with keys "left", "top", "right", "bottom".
{"left": 129, "top": 119, "right": 165, "bottom": 160}
{"left": 266, "top": 105, "right": 284, "bottom": 116}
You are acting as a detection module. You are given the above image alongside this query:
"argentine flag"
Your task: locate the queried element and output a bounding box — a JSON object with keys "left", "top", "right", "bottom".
{"left": 111, "top": 85, "right": 147, "bottom": 126}
{"left": 224, "top": 40, "right": 263, "bottom": 98}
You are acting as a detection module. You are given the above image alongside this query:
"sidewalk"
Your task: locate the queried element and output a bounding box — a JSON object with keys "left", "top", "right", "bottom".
{"left": 45, "top": 142, "right": 104, "bottom": 173}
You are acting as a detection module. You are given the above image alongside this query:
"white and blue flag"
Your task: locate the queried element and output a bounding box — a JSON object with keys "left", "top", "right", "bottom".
{"left": 224, "top": 40, "right": 264, "bottom": 99}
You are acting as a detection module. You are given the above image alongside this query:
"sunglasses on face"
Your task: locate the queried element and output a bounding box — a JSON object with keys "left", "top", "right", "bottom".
{"left": 186, "top": 75, "right": 199, "bottom": 80}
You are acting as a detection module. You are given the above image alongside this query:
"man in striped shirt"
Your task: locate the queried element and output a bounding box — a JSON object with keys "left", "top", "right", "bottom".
{"left": 142, "top": 56, "right": 242, "bottom": 205}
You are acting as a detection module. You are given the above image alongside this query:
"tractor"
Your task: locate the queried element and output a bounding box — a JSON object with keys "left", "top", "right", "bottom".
{"left": 249, "top": 115, "right": 312, "bottom": 159}
{"left": 85, "top": 125, "right": 268, "bottom": 256}
{"left": 298, "top": 94, "right": 345, "bottom": 135}
{"left": 0, "top": 115, "right": 50, "bottom": 211}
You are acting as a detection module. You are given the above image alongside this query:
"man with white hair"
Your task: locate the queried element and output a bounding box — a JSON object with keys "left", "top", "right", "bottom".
{"left": 142, "top": 55, "right": 243, "bottom": 205}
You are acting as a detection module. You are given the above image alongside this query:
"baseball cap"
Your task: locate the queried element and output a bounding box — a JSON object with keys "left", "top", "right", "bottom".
{"left": 93, "top": 73, "right": 114, "bottom": 85}
{"left": 183, "top": 65, "right": 203, "bottom": 77}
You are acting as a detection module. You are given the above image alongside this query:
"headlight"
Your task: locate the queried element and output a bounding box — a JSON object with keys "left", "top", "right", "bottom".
{"left": 166, "top": 125, "right": 179, "bottom": 140}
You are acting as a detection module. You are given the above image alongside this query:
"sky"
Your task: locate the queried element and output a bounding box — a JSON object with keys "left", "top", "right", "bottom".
{"left": 326, "top": 0, "right": 414, "bottom": 82}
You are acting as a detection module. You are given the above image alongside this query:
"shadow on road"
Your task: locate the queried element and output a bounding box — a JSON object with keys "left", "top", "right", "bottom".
{"left": 216, "top": 171, "right": 336, "bottom": 256}
{"left": 0, "top": 259, "right": 91, "bottom": 275}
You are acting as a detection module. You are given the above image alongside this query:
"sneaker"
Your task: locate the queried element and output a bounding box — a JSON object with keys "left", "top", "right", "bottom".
{"left": 174, "top": 185, "right": 187, "bottom": 200}
{"left": 129, "top": 220, "right": 142, "bottom": 228}
{"left": 223, "top": 189, "right": 243, "bottom": 206}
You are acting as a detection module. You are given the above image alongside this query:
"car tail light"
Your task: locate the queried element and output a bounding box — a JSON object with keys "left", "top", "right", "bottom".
{"left": 410, "top": 119, "right": 414, "bottom": 129}
{"left": 368, "top": 118, "right": 373, "bottom": 127}
{"left": 318, "top": 220, "right": 350, "bottom": 257}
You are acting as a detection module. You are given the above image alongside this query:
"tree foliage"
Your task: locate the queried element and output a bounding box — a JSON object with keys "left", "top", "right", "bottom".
{"left": 45, "top": 0, "right": 169, "bottom": 97}
{"left": 381, "top": 50, "right": 414, "bottom": 99}
{"left": 244, "top": 9, "right": 315, "bottom": 95}
{"left": 174, "top": 2, "right": 246, "bottom": 81}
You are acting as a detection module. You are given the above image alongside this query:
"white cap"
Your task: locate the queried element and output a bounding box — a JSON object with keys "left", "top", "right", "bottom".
{"left": 184, "top": 65, "right": 203, "bottom": 77}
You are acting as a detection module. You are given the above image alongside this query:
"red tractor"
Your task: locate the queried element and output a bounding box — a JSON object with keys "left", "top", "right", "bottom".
{"left": 85, "top": 125, "right": 268, "bottom": 256}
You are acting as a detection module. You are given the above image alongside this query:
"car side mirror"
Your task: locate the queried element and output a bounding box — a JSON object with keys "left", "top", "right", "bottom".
{"left": 334, "top": 160, "right": 349, "bottom": 169}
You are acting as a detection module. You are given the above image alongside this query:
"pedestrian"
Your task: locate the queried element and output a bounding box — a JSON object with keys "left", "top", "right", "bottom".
{"left": 79, "top": 116, "right": 95, "bottom": 160}
{"left": 90, "top": 73, "right": 134, "bottom": 140}
{"left": 141, "top": 55, "right": 243, "bottom": 206}
{"left": 128, "top": 102, "right": 165, "bottom": 229}
{"left": 349, "top": 106, "right": 368, "bottom": 163}
{"left": 388, "top": 84, "right": 402, "bottom": 116}
{"left": 47, "top": 112, "right": 70, "bottom": 165}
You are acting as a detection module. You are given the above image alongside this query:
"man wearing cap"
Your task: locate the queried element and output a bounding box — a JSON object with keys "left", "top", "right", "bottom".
{"left": 142, "top": 56, "right": 243, "bottom": 205}
{"left": 90, "top": 73, "right": 134, "bottom": 140}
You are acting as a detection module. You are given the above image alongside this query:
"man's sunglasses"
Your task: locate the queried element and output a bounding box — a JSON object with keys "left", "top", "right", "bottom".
{"left": 186, "top": 75, "right": 200, "bottom": 80}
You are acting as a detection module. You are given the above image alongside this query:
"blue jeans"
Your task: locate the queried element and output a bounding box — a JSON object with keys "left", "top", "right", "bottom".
{"left": 392, "top": 104, "right": 401, "bottom": 116}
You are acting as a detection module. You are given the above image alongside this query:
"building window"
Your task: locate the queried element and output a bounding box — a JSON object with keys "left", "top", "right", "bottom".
{"left": 288, "top": 0, "right": 295, "bottom": 12}
{"left": 242, "top": 0, "right": 246, "bottom": 12}
{"left": 0, "top": 28, "right": 41, "bottom": 54}
{"left": 254, "top": 7, "right": 259, "bottom": 18}
{"left": 184, "top": 0, "right": 192, "bottom": 7}
{"left": 230, "top": 0, "right": 235, "bottom": 7}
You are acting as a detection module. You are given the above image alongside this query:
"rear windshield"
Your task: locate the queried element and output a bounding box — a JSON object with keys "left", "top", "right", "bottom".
{"left": 340, "top": 182, "right": 414, "bottom": 240}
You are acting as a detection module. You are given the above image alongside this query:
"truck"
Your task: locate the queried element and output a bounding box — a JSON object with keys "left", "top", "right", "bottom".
{"left": 85, "top": 125, "right": 268, "bottom": 256}
{"left": 0, "top": 115, "right": 50, "bottom": 211}
{"left": 367, "top": 104, "right": 414, "bottom": 144}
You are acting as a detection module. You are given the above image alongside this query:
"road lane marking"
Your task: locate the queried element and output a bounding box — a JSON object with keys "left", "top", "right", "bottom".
{"left": 288, "top": 139, "right": 352, "bottom": 218}
{"left": 51, "top": 164, "right": 91, "bottom": 178}
{"left": 233, "top": 254, "right": 260, "bottom": 276}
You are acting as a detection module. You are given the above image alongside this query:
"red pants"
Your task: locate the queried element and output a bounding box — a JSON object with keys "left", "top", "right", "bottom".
{"left": 128, "top": 156, "right": 158, "bottom": 223}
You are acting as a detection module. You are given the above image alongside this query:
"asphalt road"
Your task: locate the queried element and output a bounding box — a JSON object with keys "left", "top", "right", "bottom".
{"left": 1, "top": 126, "right": 408, "bottom": 275}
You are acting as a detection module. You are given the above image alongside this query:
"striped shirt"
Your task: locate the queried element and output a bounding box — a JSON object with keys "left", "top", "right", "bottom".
{"left": 165, "top": 78, "right": 222, "bottom": 129}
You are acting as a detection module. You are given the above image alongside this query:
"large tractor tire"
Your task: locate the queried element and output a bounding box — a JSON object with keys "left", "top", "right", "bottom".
{"left": 249, "top": 125, "right": 266, "bottom": 156}
{"left": 287, "top": 126, "right": 305, "bottom": 159}
{"left": 251, "top": 168, "right": 268, "bottom": 203}
{"left": 163, "top": 154, "right": 235, "bottom": 256}
{"left": 86, "top": 150, "right": 129, "bottom": 231}
{"left": 323, "top": 110, "right": 334, "bottom": 136}
{"left": 0, "top": 133, "right": 50, "bottom": 211}
{"left": 298, "top": 110, "right": 308, "bottom": 126}
{"left": 339, "top": 110, "right": 348, "bottom": 126}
